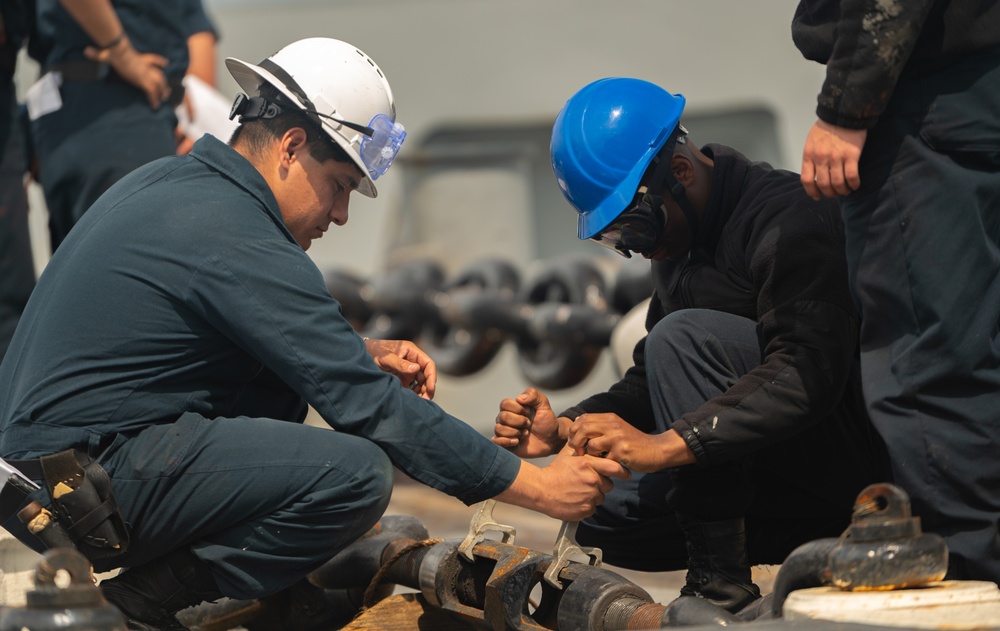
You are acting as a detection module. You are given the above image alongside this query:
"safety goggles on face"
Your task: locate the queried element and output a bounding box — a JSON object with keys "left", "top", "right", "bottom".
{"left": 590, "top": 187, "right": 668, "bottom": 258}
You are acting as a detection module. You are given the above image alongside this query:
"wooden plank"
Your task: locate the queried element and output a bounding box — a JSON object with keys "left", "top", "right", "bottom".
{"left": 341, "top": 593, "right": 480, "bottom": 631}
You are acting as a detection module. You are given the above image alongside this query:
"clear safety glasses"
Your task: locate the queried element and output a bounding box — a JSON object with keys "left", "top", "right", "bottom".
{"left": 359, "top": 113, "right": 407, "bottom": 180}
{"left": 590, "top": 188, "right": 668, "bottom": 259}
{"left": 310, "top": 110, "right": 406, "bottom": 180}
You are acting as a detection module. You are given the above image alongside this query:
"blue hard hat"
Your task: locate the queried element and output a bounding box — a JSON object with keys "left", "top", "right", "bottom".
{"left": 551, "top": 78, "right": 686, "bottom": 240}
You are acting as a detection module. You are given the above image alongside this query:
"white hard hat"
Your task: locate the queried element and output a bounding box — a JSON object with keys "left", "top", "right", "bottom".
{"left": 226, "top": 37, "right": 405, "bottom": 198}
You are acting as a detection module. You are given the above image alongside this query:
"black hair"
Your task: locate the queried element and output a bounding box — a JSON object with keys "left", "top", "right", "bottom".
{"left": 229, "top": 87, "right": 354, "bottom": 167}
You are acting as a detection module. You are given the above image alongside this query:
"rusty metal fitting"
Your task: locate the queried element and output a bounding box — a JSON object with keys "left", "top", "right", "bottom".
{"left": 829, "top": 483, "right": 948, "bottom": 591}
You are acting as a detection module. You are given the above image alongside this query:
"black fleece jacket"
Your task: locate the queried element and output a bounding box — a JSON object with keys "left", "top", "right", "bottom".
{"left": 792, "top": 0, "right": 1000, "bottom": 129}
{"left": 562, "top": 145, "right": 882, "bottom": 470}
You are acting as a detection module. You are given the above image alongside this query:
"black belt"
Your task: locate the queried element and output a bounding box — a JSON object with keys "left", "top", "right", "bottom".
{"left": 4, "top": 457, "right": 44, "bottom": 481}
{"left": 45, "top": 59, "right": 115, "bottom": 82}
{"left": 45, "top": 60, "right": 186, "bottom": 108}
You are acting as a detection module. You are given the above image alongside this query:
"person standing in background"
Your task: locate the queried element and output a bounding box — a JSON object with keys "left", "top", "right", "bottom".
{"left": 25, "top": 0, "right": 216, "bottom": 251}
{"left": 794, "top": 0, "right": 1000, "bottom": 583}
{"left": 175, "top": 18, "right": 235, "bottom": 156}
{"left": 0, "top": 0, "right": 35, "bottom": 362}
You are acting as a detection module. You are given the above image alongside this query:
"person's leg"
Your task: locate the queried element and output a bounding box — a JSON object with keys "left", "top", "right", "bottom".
{"left": 578, "top": 310, "right": 762, "bottom": 611}
{"left": 645, "top": 310, "right": 762, "bottom": 610}
{"left": 578, "top": 310, "right": 762, "bottom": 548}
{"left": 576, "top": 305, "right": 885, "bottom": 591}
{"left": 575, "top": 468, "right": 687, "bottom": 571}
{"left": 96, "top": 413, "right": 393, "bottom": 599}
{"left": 30, "top": 81, "right": 176, "bottom": 251}
{"left": 642, "top": 310, "right": 761, "bottom": 518}
{"left": 0, "top": 90, "right": 34, "bottom": 361}
{"left": 841, "top": 49, "right": 1000, "bottom": 583}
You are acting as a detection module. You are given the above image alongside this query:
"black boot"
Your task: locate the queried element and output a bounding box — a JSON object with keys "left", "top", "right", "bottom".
{"left": 101, "top": 547, "right": 222, "bottom": 631}
{"left": 676, "top": 514, "right": 761, "bottom": 613}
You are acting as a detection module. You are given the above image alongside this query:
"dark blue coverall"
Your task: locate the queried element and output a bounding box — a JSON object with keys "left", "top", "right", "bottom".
{"left": 794, "top": 0, "right": 1000, "bottom": 583}
{"left": 0, "top": 135, "right": 521, "bottom": 598}
{"left": 27, "top": 0, "right": 215, "bottom": 252}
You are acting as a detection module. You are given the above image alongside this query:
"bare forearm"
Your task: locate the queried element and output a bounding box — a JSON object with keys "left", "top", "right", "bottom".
{"left": 567, "top": 415, "right": 696, "bottom": 473}
{"left": 657, "top": 429, "right": 697, "bottom": 468}
{"left": 58, "top": 0, "right": 123, "bottom": 47}
{"left": 494, "top": 460, "right": 543, "bottom": 512}
{"left": 186, "top": 31, "right": 217, "bottom": 86}
{"left": 493, "top": 451, "right": 628, "bottom": 522}
{"left": 555, "top": 416, "right": 572, "bottom": 445}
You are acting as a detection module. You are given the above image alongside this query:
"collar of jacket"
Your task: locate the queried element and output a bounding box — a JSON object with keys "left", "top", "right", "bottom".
{"left": 188, "top": 134, "right": 297, "bottom": 245}
{"left": 697, "top": 143, "right": 751, "bottom": 257}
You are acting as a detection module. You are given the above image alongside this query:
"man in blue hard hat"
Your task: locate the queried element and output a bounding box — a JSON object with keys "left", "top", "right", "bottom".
{"left": 494, "top": 77, "right": 892, "bottom": 613}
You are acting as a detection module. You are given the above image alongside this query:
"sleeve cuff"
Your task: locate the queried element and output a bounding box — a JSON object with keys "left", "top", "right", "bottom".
{"left": 672, "top": 418, "right": 708, "bottom": 465}
{"left": 455, "top": 446, "right": 522, "bottom": 506}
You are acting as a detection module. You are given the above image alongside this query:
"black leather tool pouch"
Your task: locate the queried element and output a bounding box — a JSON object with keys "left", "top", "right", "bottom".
{"left": 41, "top": 449, "right": 130, "bottom": 560}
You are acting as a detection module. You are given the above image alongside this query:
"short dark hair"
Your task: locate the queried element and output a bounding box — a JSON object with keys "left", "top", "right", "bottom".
{"left": 229, "top": 92, "right": 355, "bottom": 167}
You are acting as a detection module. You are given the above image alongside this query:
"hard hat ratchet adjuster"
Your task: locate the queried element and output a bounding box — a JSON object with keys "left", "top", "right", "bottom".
{"left": 229, "top": 93, "right": 281, "bottom": 122}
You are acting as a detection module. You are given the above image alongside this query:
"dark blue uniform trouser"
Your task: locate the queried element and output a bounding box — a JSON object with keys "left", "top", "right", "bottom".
{"left": 0, "top": 85, "right": 34, "bottom": 362}
{"left": 841, "top": 47, "right": 1000, "bottom": 583}
{"left": 30, "top": 80, "right": 176, "bottom": 252}
{"left": 96, "top": 414, "right": 394, "bottom": 599}
{"left": 4, "top": 411, "right": 395, "bottom": 600}
{"left": 576, "top": 310, "right": 884, "bottom": 571}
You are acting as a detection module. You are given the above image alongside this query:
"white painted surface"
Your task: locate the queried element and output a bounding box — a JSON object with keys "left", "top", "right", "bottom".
{"left": 0, "top": 529, "right": 41, "bottom": 607}
{"left": 784, "top": 581, "right": 1000, "bottom": 628}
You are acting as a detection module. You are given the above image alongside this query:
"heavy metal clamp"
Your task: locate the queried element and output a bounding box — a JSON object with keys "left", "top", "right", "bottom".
{"left": 457, "top": 499, "right": 517, "bottom": 562}
{"left": 543, "top": 520, "right": 601, "bottom": 589}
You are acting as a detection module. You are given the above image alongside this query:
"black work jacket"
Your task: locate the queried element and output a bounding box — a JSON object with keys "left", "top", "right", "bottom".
{"left": 792, "top": 0, "right": 1000, "bottom": 129}
{"left": 563, "top": 145, "right": 886, "bottom": 471}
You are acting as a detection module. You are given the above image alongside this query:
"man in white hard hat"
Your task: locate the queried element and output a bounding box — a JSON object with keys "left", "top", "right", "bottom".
{"left": 0, "top": 38, "right": 627, "bottom": 630}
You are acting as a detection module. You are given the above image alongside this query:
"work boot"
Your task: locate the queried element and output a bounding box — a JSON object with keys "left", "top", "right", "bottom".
{"left": 676, "top": 514, "right": 761, "bottom": 613}
{"left": 101, "top": 547, "right": 222, "bottom": 631}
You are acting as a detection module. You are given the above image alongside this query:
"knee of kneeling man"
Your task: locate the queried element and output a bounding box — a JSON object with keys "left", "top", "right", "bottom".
{"left": 354, "top": 442, "right": 394, "bottom": 512}
{"left": 370, "top": 447, "right": 394, "bottom": 502}
{"left": 648, "top": 309, "right": 710, "bottom": 347}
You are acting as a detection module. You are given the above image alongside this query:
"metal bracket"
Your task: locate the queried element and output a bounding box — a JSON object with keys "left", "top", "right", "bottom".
{"left": 457, "top": 499, "right": 516, "bottom": 562}
{"left": 543, "top": 520, "right": 601, "bottom": 589}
